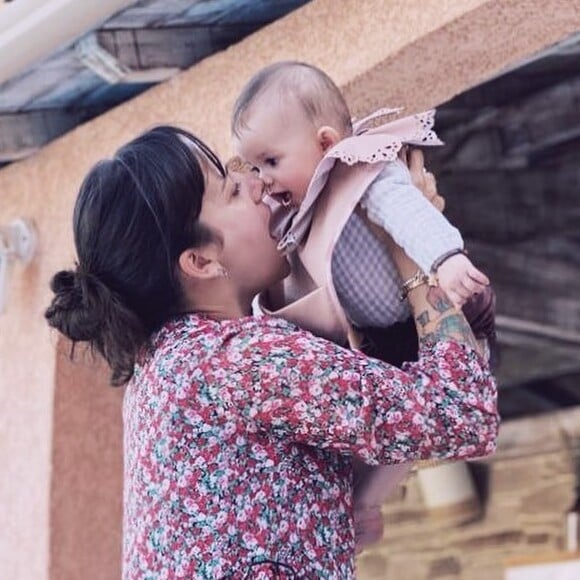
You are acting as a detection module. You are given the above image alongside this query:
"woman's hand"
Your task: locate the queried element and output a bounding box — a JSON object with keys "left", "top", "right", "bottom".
{"left": 403, "top": 147, "right": 445, "bottom": 212}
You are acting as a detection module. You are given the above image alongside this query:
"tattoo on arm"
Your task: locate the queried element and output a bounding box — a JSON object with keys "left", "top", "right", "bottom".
{"left": 427, "top": 287, "right": 454, "bottom": 314}
{"left": 416, "top": 311, "right": 430, "bottom": 328}
{"left": 415, "top": 287, "right": 479, "bottom": 351}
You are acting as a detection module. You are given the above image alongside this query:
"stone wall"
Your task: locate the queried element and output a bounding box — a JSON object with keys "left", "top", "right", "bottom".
{"left": 358, "top": 408, "right": 580, "bottom": 579}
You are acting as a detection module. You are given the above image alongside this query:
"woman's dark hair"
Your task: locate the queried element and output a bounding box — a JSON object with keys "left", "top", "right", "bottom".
{"left": 45, "top": 126, "right": 225, "bottom": 385}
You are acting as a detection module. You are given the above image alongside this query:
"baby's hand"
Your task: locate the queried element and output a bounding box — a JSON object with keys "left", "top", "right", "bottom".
{"left": 436, "top": 253, "right": 489, "bottom": 308}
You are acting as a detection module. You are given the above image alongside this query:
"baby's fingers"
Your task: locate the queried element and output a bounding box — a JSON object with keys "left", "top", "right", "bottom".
{"left": 461, "top": 276, "right": 487, "bottom": 296}
{"left": 408, "top": 148, "right": 425, "bottom": 174}
{"left": 468, "top": 265, "right": 490, "bottom": 286}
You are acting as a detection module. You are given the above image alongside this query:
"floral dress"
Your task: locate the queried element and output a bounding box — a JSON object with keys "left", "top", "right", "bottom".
{"left": 122, "top": 314, "right": 498, "bottom": 579}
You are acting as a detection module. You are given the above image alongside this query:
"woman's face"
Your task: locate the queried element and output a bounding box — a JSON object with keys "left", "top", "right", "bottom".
{"left": 199, "top": 162, "right": 290, "bottom": 297}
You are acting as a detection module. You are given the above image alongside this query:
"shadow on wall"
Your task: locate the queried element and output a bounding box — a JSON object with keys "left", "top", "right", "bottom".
{"left": 50, "top": 338, "right": 124, "bottom": 580}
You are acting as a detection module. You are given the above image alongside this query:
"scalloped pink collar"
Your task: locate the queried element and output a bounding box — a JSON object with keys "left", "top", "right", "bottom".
{"left": 274, "top": 108, "right": 443, "bottom": 253}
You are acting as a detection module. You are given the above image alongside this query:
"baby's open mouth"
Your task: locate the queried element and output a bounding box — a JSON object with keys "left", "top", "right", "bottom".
{"left": 268, "top": 191, "right": 293, "bottom": 208}
{"left": 261, "top": 194, "right": 298, "bottom": 242}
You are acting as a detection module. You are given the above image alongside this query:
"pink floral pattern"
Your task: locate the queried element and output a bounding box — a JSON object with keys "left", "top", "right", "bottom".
{"left": 123, "top": 314, "right": 498, "bottom": 578}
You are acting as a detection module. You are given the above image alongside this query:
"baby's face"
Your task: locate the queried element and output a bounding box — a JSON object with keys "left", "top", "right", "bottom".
{"left": 233, "top": 100, "right": 324, "bottom": 208}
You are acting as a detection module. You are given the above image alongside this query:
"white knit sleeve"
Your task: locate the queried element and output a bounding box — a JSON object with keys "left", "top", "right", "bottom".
{"left": 359, "top": 160, "right": 464, "bottom": 272}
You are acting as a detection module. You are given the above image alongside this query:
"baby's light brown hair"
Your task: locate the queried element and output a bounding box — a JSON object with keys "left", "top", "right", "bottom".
{"left": 232, "top": 61, "right": 353, "bottom": 139}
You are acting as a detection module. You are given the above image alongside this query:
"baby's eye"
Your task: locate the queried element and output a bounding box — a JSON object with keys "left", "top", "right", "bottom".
{"left": 251, "top": 166, "right": 260, "bottom": 174}
{"left": 265, "top": 157, "right": 278, "bottom": 168}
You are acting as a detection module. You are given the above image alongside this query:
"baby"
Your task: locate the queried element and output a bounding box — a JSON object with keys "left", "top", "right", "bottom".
{"left": 232, "top": 61, "right": 489, "bottom": 322}
{"left": 231, "top": 61, "right": 494, "bottom": 549}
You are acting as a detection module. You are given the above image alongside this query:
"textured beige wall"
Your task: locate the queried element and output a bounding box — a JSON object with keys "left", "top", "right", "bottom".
{"left": 0, "top": 0, "right": 578, "bottom": 578}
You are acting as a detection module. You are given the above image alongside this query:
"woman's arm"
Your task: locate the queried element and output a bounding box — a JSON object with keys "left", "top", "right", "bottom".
{"left": 369, "top": 148, "right": 483, "bottom": 354}
{"left": 218, "top": 151, "right": 497, "bottom": 465}
{"left": 360, "top": 147, "right": 483, "bottom": 353}
{"left": 394, "top": 244, "right": 481, "bottom": 353}
{"left": 219, "top": 316, "right": 498, "bottom": 466}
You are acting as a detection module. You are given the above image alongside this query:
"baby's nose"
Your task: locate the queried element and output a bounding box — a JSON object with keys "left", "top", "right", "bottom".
{"left": 259, "top": 170, "right": 273, "bottom": 185}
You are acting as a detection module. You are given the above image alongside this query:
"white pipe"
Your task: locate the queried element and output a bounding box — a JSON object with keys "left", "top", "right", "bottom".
{"left": 0, "top": 0, "right": 137, "bottom": 86}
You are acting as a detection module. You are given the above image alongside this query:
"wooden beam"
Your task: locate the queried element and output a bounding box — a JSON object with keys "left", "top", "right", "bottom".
{"left": 96, "top": 24, "right": 262, "bottom": 71}
{"left": 466, "top": 241, "right": 580, "bottom": 334}
{"left": 76, "top": 34, "right": 179, "bottom": 84}
{"left": 0, "top": 109, "right": 102, "bottom": 161}
{"left": 430, "top": 75, "right": 580, "bottom": 170}
{"left": 100, "top": 0, "right": 311, "bottom": 30}
{"left": 497, "top": 315, "right": 580, "bottom": 347}
{"left": 499, "top": 384, "right": 562, "bottom": 419}
{"left": 496, "top": 332, "right": 580, "bottom": 387}
{"left": 0, "top": 49, "right": 90, "bottom": 113}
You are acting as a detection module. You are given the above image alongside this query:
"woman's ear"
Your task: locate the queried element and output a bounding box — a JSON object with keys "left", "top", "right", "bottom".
{"left": 178, "top": 245, "right": 223, "bottom": 281}
{"left": 317, "top": 126, "right": 341, "bottom": 153}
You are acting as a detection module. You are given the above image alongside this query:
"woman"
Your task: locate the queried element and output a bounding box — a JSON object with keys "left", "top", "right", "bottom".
{"left": 45, "top": 126, "right": 498, "bottom": 579}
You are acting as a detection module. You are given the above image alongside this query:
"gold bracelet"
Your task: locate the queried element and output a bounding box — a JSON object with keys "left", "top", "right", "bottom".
{"left": 400, "top": 270, "right": 438, "bottom": 301}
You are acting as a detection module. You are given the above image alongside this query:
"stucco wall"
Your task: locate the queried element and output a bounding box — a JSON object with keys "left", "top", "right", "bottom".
{"left": 0, "top": 0, "right": 578, "bottom": 578}
{"left": 49, "top": 340, "right": 124, "bottom": 580}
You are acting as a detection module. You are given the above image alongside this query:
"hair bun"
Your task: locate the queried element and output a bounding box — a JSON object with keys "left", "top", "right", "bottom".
{"left": 46, "top": 267, "right": 146, "bottom": 384}
{"left": 50, "top": 270, "right": 77, "bottom": 294}
{"left": 45, "top": 268, "right": 110, "bottom": 342}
